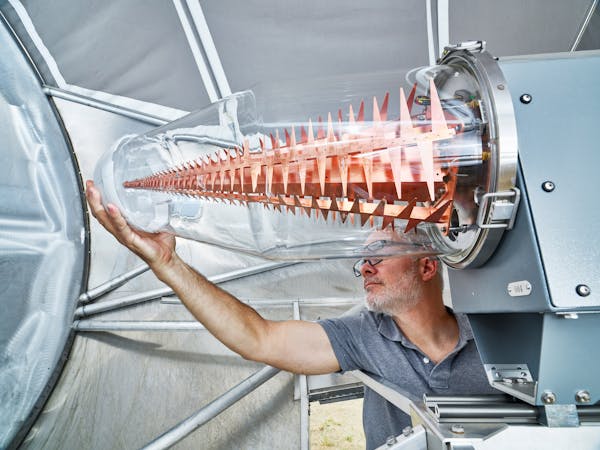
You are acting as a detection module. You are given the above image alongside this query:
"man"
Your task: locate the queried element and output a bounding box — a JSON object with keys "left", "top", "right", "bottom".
{"left": 85, "top": 180, "right": 495, "bottom": 449}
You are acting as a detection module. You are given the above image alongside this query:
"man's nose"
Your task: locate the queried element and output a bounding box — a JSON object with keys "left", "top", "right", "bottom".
{"left": 360, "top": 260, "right": 378, "bottom": 277}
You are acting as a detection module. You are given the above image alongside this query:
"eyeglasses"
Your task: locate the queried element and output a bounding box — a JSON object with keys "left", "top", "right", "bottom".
{"left": 353, "top": 258, "right": 383, "bottom": 277}
{"left": 352, "top": 239, "right": 389, "bottom": 277}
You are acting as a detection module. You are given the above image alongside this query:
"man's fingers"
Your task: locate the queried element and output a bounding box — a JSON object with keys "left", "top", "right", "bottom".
{"left": 85, "top": 182, "right": 120, "bottom": 236}
{"left": 85, "top": 181, "right": 106, "bottom": 220}
{"left": 106, "top": 204, "right": 136, "bottom": 242}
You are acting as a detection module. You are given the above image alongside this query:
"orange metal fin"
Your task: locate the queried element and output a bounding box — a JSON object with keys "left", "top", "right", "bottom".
{"left": 424, "top": 200, "right": 452, "bottom": 223}
{"left": 357, "top": 100, "right": 365, "bottom": 122}
{"left": 274, "top": 130, "right": 281, "bottom": 149}
{"left": 307, "top": 119, "right": 314, "bottom": 143}
{"left": 382, "top": 214, "right": 395, "bottom": 230}
{"left": 338, "top": 156, "right": 349, "bottom": 198}
{"left": 281, "top": 162, "right": 289, "bottom": 194}
{"left": 290, "top": 126, "right": 297, "bottom": 147}
{"left": 362, "top": 156, "right": 373, "bottom": 199}
{"left": 250, "top": 164, "right": 260, "bottom": 192}
{"left": 317, "top": 116, "right": 325, "bottom": 139}
{"left": 407, "top": 82, "right": 417, "bottom": 113}
{"left": 298, "top": 159, "right": 307, "bottom": 195}
{"left": 372, "top": 96, "right": 381, "bottom": 123}
{"left": 266, "top": 163, "right": 273, "bottom": 194}
{"left": 417, "top": 140, "right": 435, "bottom": 201}
{"left": 398, "top": 198, "right": 417, "bottom": 220}
{"left": 380, "top": 92, "right": 389, "bottom": 122}
{"left": 348, "top": 104, "right": 356, "bottom": 124}
{"left": 329, "top": 197, "right": 339, "bottom": 211}
{"left": 404, "top": 217, "right": 422, "bottom": 233}
{"left": 389, "top": 146, "right": 402, "bottom": 200}
{"left": 326, "top": 112, "right": 335, "bottom": 141}
{"left": 400, "top": 87, "right": 415, "bottom": 138}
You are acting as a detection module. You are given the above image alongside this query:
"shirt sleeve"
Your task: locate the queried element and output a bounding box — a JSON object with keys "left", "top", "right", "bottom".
{"left": 318, "top": 312, "right": 368, "bottom": 373}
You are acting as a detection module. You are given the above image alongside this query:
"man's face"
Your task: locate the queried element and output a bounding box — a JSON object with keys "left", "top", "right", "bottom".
{"left": 361, "top": 255, "right": 424, "bottom": 315}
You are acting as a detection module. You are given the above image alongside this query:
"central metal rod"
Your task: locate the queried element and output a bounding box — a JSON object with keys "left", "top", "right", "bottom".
{"left": 141, "top": 365, "right": 280, "bottom": 450}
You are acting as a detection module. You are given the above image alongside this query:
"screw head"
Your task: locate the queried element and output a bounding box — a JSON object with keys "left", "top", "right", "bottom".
{"left": 542, "top": 391, "right": 556, "bottom": 404}
{"left": 576, "top": 284, "right": 591, "bottom": 297}
{"left": 497, "top": 84, "right": 505, "bottom": 90}
{"left": 451, "top": 424, "right": 465, "bottom": 434}
{"left": 576, "top": 390, "right": 591, "bottom": 403}
{"left": 520, "top": 94, "right": 532, "bottom": 104}
{"left": 386, "top": 435, "right": 398, "bottom": 446}
{"left": 542, "top": 181, "right": 555, "bottom": 192}
{"left": 402, "top": 426, "right": 413, "bottom": 437}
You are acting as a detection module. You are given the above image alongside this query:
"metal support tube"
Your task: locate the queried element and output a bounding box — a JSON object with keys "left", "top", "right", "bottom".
{"left": 74, "top": 261, "right": 300, "bottom": 318}
{"left": 185, "top": 0, "right": 232, "bottom": 97}
{"left": 161, "top": 296, "right": 362, "bottom": 308}
{"left": 424, "top": 394, "right": 513, "bottom": 405}
{"left": 73, "top": 320, "right": 204, "bottom": 332}
{"left": 75, "top": 287, "right": 173, "bottom": 318}
{"left": 78, "top": 264, "right": 150, "bottom": 303}
{"left": 172, "top": 0, "right": 219, "bottom": 102}
{"left": 293, "top": 301, "right": 310, "bottom": 450}
{"left": 435, "top": 404, "right": 538, "bottom": 419}
{"left": 43, "top": 86, "right": 170, "bottom": 126}
{"left": 571, "top": 0, "right": 598, "bottom": 51}
{"left": 580, "top": 407, "right": 600, "bottom": 418}
{"left": 208, "top": 261, "right": 300, "bottom": 284}
{"left": 436, "top": 0, "right": 449, "bottom": 59}
{"left": 141, "top": 365, "right": 281, "bottom": 450}
{"left": 425, "top": 0, "right": 436, "bottom": 66}
{"left": 75, "top": 296, "right": 362, "bottom": 332}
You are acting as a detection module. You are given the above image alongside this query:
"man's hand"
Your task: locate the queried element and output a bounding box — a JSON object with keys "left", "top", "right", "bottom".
{"left": 85, "top": 180, "right": 176, "bottom": 272}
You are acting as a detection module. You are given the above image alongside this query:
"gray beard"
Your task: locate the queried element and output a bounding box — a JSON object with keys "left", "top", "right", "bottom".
{"left": 364, "top": 276, "right": 424, "bottom": 316}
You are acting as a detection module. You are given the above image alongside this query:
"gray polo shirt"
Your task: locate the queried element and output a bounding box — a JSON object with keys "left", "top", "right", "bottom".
{"left": 319, "top": 309, "right": 496, "bottom": 450}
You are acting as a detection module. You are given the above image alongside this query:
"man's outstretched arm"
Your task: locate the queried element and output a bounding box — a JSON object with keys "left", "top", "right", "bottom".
{"left": 85, "top": 181, "right": 340, "bottom": 375}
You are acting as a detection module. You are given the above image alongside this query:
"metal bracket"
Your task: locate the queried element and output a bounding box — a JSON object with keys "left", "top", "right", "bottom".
{"left": 476, "top": 187, "right": 521, "bottom": 230}
{"left": 485, "top": 363, "right": 534, "bottom": 385}
{"left": 440, "top": 41, "right": 486, "bottom": 59}
{"left": 540, "top": 404, "right": 580, "bottom": 427}
{"left": 483, "top": 363, "right": 537, "bottom": 404}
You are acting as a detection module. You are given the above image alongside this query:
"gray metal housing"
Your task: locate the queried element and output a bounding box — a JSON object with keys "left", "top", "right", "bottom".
{"left": 449, "top": 50, "right": 600, "bottom": 406}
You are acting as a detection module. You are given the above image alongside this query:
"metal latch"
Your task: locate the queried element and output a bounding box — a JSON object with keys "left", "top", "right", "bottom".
{"left": 441, "top": 41, "right": 486, "bottom": 58}
{"left": 476, "top": 187, "right": 521, "bottom": 230}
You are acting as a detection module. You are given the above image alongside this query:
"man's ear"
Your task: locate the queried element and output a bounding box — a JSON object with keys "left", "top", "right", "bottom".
{"left": 419, "top": 257, "right": 438, "bottom": 282}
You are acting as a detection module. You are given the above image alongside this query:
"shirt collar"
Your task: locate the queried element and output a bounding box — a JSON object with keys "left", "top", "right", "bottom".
{"left": 376, "top": 310, "right": 474, "bottom": 350}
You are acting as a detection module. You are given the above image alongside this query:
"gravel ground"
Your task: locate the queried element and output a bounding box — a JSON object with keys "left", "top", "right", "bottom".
{"left": 310, "top": 398, "right": 366, "bottom": 449}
